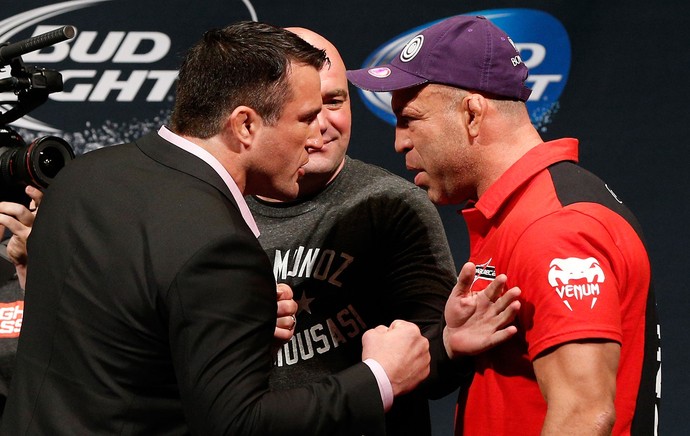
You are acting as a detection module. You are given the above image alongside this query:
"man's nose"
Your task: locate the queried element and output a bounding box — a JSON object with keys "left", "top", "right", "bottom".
{"left": 394, "top": 128, "right": 411, "bottom": 154}
{"left": 317, "top": 110, "right": 328, "bottom": 135}
{"left": 306, "top": 120, "right": 324, "bottom": 150}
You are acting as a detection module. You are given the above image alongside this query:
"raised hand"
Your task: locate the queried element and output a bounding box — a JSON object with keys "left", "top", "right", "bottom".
{"left": 443, "top": 262, "right": 521, "bottom": 359}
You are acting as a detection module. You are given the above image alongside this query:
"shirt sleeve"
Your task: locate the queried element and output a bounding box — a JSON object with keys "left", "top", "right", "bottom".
{"left": 167, "top": 232, "right": 385, "bottom": 435}
{"left": 375, "top": 186, "right": 467, "bottom": 398}
{"left": 364, "top": 358, "right": 394, "bottom": 411}
{"left": 507, "top": 209, "right": 624, "bottom": 360}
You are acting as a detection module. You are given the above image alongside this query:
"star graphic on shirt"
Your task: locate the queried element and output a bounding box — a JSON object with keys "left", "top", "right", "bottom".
{"left": 296, "top": 291, "right": 315, "bottom": 315}
{"left": 473, "top": 257, "right": 496, "bottom": 286}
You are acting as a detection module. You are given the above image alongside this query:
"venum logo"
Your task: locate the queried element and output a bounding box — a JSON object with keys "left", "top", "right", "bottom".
{"left": 354, "top": 8, "right": 571, "bottom": 132}
{"left": 548, "top": 257, "right": 605, "bottom": 311}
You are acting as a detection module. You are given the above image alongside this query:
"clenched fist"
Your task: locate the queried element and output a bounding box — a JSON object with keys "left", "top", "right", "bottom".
{"left": 362, "top": 320, "right": 430, "bottom": 396}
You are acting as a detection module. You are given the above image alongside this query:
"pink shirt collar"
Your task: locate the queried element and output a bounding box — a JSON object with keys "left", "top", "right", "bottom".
{"left": 157, "top": 126, "right": 260, "bottom": 237}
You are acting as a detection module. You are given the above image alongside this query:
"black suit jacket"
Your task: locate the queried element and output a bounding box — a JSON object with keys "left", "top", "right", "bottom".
{"left": 1, "top": 132, "right": 384, "bottom": 435}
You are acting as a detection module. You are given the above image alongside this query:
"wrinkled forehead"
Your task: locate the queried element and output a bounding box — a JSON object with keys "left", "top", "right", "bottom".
{"left": 393, "top": 83, "right": 464, "bottom": 114}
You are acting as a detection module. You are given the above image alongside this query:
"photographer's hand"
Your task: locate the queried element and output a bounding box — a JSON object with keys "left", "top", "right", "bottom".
{"left": 0, "top": 185, "right": 44, "bottom": 288}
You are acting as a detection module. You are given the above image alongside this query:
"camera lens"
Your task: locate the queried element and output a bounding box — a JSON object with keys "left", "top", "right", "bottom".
{"left": 37, "top": 143, "right": 67, "bottom": 179}
{"left": 24, "top": 136, "right": 74, "bottom": 187}
{"left": 0, "top": 128, "right": 75, "bottom": 192}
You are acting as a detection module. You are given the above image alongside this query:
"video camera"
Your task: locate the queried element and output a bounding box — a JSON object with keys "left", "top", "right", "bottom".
{"left": 0, "top": 25, "right": 76, "bottom": 204}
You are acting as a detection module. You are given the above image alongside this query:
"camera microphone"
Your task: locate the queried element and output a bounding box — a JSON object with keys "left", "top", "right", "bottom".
{"left": 0, "top": 25, "right": 76, "bottom": 66}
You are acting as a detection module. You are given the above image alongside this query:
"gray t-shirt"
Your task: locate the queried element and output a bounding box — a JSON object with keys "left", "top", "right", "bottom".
{"left": 246, "top": 157, "right": 460, "bottom": 436}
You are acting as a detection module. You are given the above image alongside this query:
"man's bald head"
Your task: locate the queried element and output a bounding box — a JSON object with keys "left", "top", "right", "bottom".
{"left": 285, "top": 27, "right": 346, "bottom": 74}
{"left": 281, "top": 27, "right": 352, "bottom": 198}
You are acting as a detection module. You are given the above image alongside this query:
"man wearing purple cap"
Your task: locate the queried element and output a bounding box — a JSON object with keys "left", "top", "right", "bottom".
{"left": 247, "top": 26, "right": 522, "bottom": 436}
{"left": 348, "top": 14, "right": 660, "bottom": 436}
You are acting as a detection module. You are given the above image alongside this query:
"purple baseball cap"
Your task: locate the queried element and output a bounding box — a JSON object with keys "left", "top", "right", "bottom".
{"left": 346, "top": 15, "right": 532, "bottom": 101}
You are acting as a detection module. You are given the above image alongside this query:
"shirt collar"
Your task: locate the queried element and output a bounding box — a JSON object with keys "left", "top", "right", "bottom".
{"left": 473, "top": 138, "right": 580, "bottom": 220}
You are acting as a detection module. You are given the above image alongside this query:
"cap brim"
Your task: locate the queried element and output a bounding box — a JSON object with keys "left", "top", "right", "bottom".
{"left": 346, "top": 64, "right": 428, "bottom": 92}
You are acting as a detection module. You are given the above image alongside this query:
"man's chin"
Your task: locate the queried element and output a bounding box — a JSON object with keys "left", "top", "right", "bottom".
{"left": 303, "top": 153, "right": 345, "bottom": 176}
{"left": 300, "top": 163, "right": 330, "bottom": 177}
{"left": 302, "top": 154, "right": 326, "bottom": 169}
{"left": 258, "top": 181, "right": 300, "bottom": 202}
{"left": 413, "top": 173, "right": 430, "bottom": 190}
{"left": 426, "top": 189, "right": 453, "bottom": 206}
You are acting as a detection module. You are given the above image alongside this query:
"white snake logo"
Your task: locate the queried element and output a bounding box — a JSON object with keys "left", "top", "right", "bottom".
{"left": 548, "top": 257, "right": 604, "bottom": 286}
{"left": 548, "top": 257, "right": 604, "bottom": 311}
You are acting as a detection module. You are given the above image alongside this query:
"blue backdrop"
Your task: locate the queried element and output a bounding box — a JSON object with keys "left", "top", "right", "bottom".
{"left": 3, "top": 1, "right": 687, "bottom": 434}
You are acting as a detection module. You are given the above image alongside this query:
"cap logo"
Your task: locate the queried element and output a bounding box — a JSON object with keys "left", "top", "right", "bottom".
{"left": 367, "top": 67, "right": 392, "bottom": 78}
{"left": 399, "top": 35, "right": 424, "bottom": 62}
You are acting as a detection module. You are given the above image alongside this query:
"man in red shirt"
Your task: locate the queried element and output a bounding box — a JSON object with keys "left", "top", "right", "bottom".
{"left": 348, "top": 14, "right": 661, "bottom": 436}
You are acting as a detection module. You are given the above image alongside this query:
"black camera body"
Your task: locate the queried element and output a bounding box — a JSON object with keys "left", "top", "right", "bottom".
{"left": 0, "top": 26, "right": 77, "bottom": 204}
{"left": 0, "top": 126, "right": 74, "bottom": 204}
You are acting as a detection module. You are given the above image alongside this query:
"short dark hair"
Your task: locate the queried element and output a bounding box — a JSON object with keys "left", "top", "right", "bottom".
{"left": 170, "top": 21, "right": 328, "bottom": 138}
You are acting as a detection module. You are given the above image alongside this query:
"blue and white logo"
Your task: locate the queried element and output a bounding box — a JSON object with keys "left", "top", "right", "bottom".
{"left": 399, "top": 35, "right": 424, "bottom": 62}
{"left": 355, "top": 9, "right": 571, "bottom": 131}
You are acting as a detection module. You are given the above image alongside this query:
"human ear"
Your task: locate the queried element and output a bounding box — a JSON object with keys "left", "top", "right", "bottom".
{"left": 228, "top": 106, "right": 261, "bottom": 147}
{"left": 465, "top": 94, "right": 485, "bottom": 137}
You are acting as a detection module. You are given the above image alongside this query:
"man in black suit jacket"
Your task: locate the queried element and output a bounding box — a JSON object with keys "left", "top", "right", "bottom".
{"left": 1, "top": 21, "right": 432, "bottom": 435}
